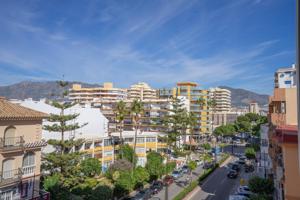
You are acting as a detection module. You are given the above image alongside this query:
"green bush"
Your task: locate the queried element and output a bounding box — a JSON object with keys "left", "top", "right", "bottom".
{"left": 80, "top": 158, "right": 101, "bottom": 177}
{"left": 248, "top": 176, "right": 274, "bottom": 195}
{"left": 164, "top": 162, "right": 176, "bottom": 174}
{"left": 245, "top": 148, "right": 256, "bottom": 160}
{"left": 146, "top": 152, "right": 164, "bottom": 180}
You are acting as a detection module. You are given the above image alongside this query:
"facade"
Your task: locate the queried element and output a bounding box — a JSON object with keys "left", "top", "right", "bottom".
{"left": 249, "top": 101, "right": 260, "bottom": 114}
{"left": 128, "top": 82, "right": 157, "bottom": 100}
{"left": 212, "top": 112, "right": 240, "bottom": 128}
{"left": 0, "top": 97, "right": 48, "bottom": 200}
{"left": 18, "top": 99, "right": 168, "bottom": 170}
{"left": 274, "top": 64, "right": 297, "bottom": 88}
{"left": 209, "top": 87, "right": 231, "bottom": 112}
{"left": 69, "top": 83, "right": 127, "bottom": 104}
{"left": 258, "top": 125, "right": 272, "bottom": 178}
{"left": 159, "top": 82, "right": 211, "bottom": 134}
{"left": 268, "top": 67, "right": 300, "bottom": 200}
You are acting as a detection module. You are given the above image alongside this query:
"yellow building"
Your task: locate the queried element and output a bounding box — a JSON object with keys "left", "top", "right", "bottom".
{"left": 159, "top": 82, "right": 211, "bottom": 135}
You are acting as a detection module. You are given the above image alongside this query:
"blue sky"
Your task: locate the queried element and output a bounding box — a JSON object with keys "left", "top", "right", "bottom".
{"left": 0, "top": 0, "right": 295, "bottom": 94}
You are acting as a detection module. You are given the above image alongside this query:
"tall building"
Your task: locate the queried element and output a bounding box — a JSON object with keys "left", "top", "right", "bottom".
{"left": 159, "top": 82, "right": 211, "bottom": 134}
{"left": 128, "top": 82, "right": 157, "bottom": 100}
{"left": 268, "top": 66, "right": 300, "bottom": 200}
{"left": 69, "top": 82, "right": 127, "bottom": 104}
{"left": 0, "top": 97, "right": 49, "bottom": 200}
{"left": 209, "top": 87, "right": 231, "bottom": 112}
{"left": 274, "top": 64, "right": 296, "bottom": 88}
{"left": 249, "top": 101, "right": 260, "bottom": 114}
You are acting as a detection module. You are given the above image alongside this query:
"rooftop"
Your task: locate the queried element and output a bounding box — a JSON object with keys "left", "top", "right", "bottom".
{"left": 0, "top": 97, "right": 48, "bottom": 120}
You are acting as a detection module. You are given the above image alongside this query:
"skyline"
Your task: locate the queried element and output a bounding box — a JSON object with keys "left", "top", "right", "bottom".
{"left": 0, "top": 0, "right": 296, "bottom": 94}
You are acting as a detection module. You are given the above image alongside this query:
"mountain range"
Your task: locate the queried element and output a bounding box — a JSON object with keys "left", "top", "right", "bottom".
{"left": 0, "top": 81, "right": 269, "bottom": 107}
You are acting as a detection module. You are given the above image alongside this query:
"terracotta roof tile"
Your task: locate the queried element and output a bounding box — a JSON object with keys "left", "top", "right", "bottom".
{"left": 0, "top": 98, "right": 48, "bottom": 120}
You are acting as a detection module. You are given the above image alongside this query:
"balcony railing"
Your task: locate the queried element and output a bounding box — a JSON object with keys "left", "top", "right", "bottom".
{"left": 0, "top": 168, "right": 22, "bottom": 186}
{"left": 0, "top": 136, "right": 25, "bottom": 152}
{"left": 22, "top": 166, "right": 35, "bottom": 176}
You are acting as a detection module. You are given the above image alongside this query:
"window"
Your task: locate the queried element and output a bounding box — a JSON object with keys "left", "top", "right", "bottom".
{"left": 103, "top": 150, "right": 113, "bottom": 157}
{"left": 146, "top": 137, "right": 156, "bottom": 142}
{"left": 23, "top": 152, "right": 35, "bottom": 167}
{"left": 104, "top": 139, "right": 112, "bottom": 146}
{"left": 2, "top": 159, "right": 14, "bottom": 179}
{"left": 124, "top": 138, "right": 133, "bottom": 143}
{"left": 4, "top": 127, "right": 16, "bottom": 146}
{"left": 284, "top": 80, "right": 292, "bottom": 85}
{"left": 136, "top": 138, "right": 145, "bottom": 143}
{"left": 136, "top": 147, "right": 145, "bottom": 153}
{"left": 85, "top": 143, "right": 92, "bottom": 150}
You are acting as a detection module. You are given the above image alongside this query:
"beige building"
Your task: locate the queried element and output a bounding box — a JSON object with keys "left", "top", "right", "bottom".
{"left": 69, "top": 82, "right": 127, "bottom": 104}
{"left": 209, "top": 87, "right": 231, "bottom": 112}
{"left": 0, "top": 97, "right": 48, "bottom": 200}
{"left": 249, "top": 101, "right": 260, "bottom": 114}
{"left": 128, "top": 82, "right": 157, "bottom": 100}
{"left": 268, "top": 86, "right": 300, "bottom": 200}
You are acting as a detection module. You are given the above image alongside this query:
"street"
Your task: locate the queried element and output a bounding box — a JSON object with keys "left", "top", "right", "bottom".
{"left": 188, "top": 145, "right": 247, "bottom": 200}
{"left": 152, "top": 164, "right": 204, "bottom": 200}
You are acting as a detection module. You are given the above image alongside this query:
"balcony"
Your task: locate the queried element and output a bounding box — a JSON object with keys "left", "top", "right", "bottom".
{"left": 0, "top": 136, "right": 25, "bottom": 153}
{"left": 0, "top": 168, "right": 22, "bottom": 187}
{"left": 22, "top": 166, "right": 35, "bottom": 177}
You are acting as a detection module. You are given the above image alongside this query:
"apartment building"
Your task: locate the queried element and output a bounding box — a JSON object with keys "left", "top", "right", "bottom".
{"left": 0, "top": 97, "right": 48, "bottom": 200}
{"left": 128, "top": 82, "right": 157, "bottom": 100}
{"left": 159, "top": 82, "right": 211, "bottom": 134}
{"left": 249, "top": 101, "right": 260, "bottom": 114}
{"left": 18, "top": 99, "right": 168, "bottom": 170}
{"left": 209, "top": 87, "right": 231, "bottom": 112}
{"left": 268, "top": 67, "right": 300, "bottom": 200}
{"left": 69, "top": 82, "right": 127, "bottom": 104}
{"left": 275, "top": 64, "right": 296, "bottom": 88}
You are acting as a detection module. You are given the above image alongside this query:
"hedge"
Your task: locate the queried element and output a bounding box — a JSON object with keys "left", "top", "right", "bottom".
{"left": 172, "top": 153, "right": 230, "bottom": 200}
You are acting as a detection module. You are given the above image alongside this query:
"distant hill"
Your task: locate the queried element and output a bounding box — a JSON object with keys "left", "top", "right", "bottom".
{"left": 219, "top": 86, "right": 269, "bottom": 107}
{"left": 0, "top": 81, "right": 101, "bottom": 100}
{"left": 0, "top": 81, "right": 269, "bottom": 107}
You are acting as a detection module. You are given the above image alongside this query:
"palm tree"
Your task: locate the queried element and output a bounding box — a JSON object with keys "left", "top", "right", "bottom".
{"left": 130, "top": 99, "right": 144, "bottom": 166}
{"left": 207, "top": 99, "right": 217, "bottom": 134}
{"left": 115, "top": 100, "right": 127, "bottom": 149}
{"left": 188, "top": 112, "right": 197, "bottom": 152}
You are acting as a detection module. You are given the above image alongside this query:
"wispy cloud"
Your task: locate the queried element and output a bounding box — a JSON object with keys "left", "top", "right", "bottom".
{"left": 0, "top": 0, "right": 295, "bottom": 94}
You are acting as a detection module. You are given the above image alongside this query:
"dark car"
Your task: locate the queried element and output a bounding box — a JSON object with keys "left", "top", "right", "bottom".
{"left": 163, "top": 175, "right": 174, "bottom": 185}
{"left": 203, "top": 162, "right": 214, "bottom": 169}
{"left": 181, "top": 165, "right": 190, "bottom": 173}
{"left": 231, "top": 163, "right": 240, "bottom": 171}
{"left": 245, "top": 164, "right": 255, "bottom": 173}
{"left": 227, "top": 170, "right": 238, "bottom": 178}
{"left": 150, "top": 181, "right": 163, "bottom": 194}
{"left": 134, "top": 189, "right": 152, "bottom": 200}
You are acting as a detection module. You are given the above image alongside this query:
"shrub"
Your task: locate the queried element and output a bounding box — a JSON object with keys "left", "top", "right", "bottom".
{"left": 146, "top": 152, "right": 164, "bottom": 180}
{"left": 118, "top": 144, "right": 137, "bottom": 165}
{"left": 80, "top": 158, "right": 102, "bottom": 177}
{"left": 248, "top": 176, "right": 274, "bottom": 195}
{"left": 245, "top": 148, "right": 256, "bottom": 160}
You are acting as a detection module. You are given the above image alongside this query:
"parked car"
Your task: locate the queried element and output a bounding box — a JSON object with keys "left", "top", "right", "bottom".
{"left": 237, "top": 186, "right": 252, "bottom": 195}
{"left": 163, "top": 175, "right": 174, "bottom": 185}
{"left": 244, "top": 164, "right": 254, "bottom": 173}
{"left": 171, "top": 170, "right": 182, "bottom": 179}
{"left": 231, "top": 163, "right": 240, "bottom": 172}
{"left": 134, "top": 189, "right": 152, "bottom": 200}
{"left": 195, "top": 159, "right": 203, "bottom": 166}
{"left": 181, "top": 165, "right": 190, "bottom": 173}
{"left": 203, "top": 162, "right": 214, "bottom": 169}
{"left": 150, "top": 181, "right": 163, "bottom": 194}
{"left": 229, "top": 194, "right": 249, "bottom": 200}
{"left": 227, "top": 170, "right": 238, "bottom": 179}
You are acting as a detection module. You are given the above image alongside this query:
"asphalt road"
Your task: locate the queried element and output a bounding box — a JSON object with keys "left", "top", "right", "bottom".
{"left": 189, "top": 145, "right": 246, "bottom": 200}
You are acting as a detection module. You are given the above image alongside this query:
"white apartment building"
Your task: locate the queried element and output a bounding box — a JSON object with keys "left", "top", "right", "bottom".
{"left": 128, "top": 82, "right": 157, "bottom": 100}
{"left": 209, "top": 87, "right": 231, "bottom": 113}
{"left": 275, "top": 64, "right": 297, "bottom": 88}
{"left": 69, "top": 82, "right": 127, "bottom": 104}
{"left": 13, "top": 99, "right": 109, "bottom": 154}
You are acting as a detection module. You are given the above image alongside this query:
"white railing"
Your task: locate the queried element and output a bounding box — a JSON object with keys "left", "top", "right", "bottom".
{"left": 22, "top": 166, "right": 35, "bottom": 176}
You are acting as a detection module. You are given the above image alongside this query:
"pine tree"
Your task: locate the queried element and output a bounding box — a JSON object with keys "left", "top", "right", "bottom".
{"left": 43, "top": 80, "right": 87, "bottom": 175}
